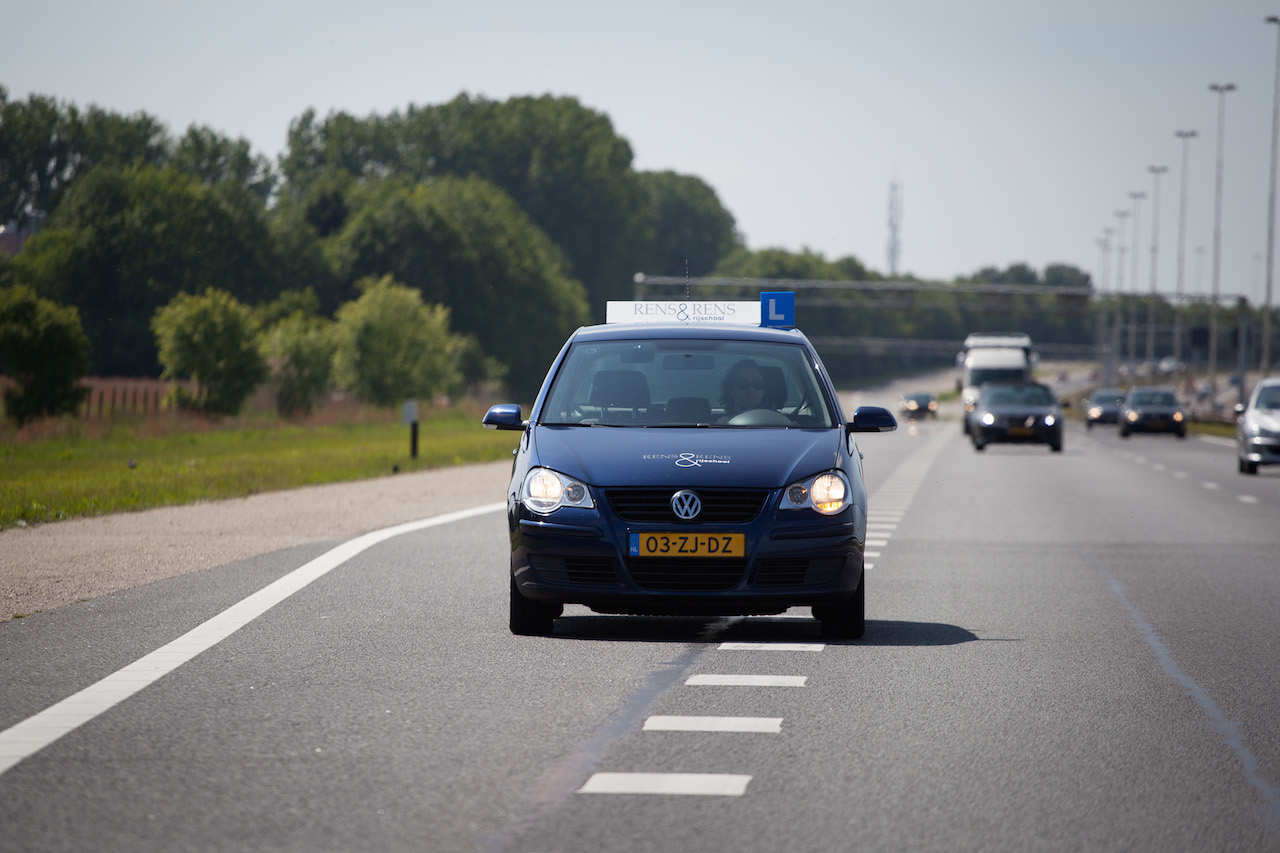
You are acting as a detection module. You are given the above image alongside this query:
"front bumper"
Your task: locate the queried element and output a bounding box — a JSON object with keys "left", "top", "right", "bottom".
{"left": 510, "top": 507, "right": 864, "bottom": 615}
{"left": 1240, "top": 436, "right": 1280, "bottom": 466}
{"left": 973, "top": 421, "right": 1061, "bottom": 445}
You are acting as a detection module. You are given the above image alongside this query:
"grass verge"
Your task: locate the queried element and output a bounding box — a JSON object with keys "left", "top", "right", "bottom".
{"left": 1, "top": 405, "right": 519, "bottom": 530}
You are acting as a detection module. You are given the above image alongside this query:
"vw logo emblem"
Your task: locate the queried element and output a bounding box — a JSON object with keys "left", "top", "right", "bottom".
{"left": 671, "top": 490, "right": 702, "bottom": 520}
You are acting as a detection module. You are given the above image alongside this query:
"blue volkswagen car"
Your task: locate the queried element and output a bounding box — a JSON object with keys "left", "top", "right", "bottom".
{"left": 482, "top": 310, "right": 897, "bottom": 638}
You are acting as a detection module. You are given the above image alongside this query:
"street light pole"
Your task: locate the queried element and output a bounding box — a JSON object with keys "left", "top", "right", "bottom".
{"left": 1111, "top": 209, "right": 1130, "bottom": 386}
{"left": 1263, "top": 17, "right": 1280, "bottom": 377}
{"left": 1128, "top": 190, "right": 1147, "bottom": 374}
{"left": 1174, "top": 130, "right": 1197, "bottom": 364}
{"left": 1146, "top": 165, "right": 1168, "bottom": 368}
{"left": 1208, "top": 82, "right": 1236, "bottom": 404}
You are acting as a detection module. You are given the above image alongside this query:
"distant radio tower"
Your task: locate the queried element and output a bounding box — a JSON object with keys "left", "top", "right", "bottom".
{"left": 887, "top": 181, "right": 902, "bottom": 277}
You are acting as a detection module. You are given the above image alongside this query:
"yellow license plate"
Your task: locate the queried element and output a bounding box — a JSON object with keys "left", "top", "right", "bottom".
{"left": 1009, "top": 426, "right": 1034, "bottom": 436}
{"left": 629, "top": 532, "right": 745, "bottom": 557}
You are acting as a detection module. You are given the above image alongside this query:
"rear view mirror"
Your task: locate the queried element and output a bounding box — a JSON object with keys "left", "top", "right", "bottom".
{"left": 663, "top": 353, "right": 715, "bottom": 370}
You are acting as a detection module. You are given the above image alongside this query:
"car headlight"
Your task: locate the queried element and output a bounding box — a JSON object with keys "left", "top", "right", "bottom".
{"left": 981, "top": 412, "right": 995, "bottom": 426}
{"left": 781, "top": 471, "right": 851, "bottom": 515}
{"left": 1088, "top": 406, "right": 1102, "bottom": 419}
{"left": 1044, "top": 414, "right": 1056, "bottom": 426}
{"left": 1127, "top": 411, "right": 1139, "bottom": 422}
{"left": 1173, "top": 411, "right": 1184, "bottom": 422}
{"left": 521, "top": 467, "right": 595, "bottom": 514}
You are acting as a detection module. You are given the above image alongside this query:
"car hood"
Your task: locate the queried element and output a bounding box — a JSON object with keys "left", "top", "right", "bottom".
{"left": 982, "top": 403, "right": 1060, "bottom": 416}
{"left": 1247, "top": 410, "right": 1280, "bottom": 431}
{"left": 531, "top": 426, "right": 843, "bottom": 488}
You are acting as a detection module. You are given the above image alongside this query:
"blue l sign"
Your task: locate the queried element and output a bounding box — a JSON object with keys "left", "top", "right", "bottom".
{"left": 760, "top": 291, "right": 795, "bottom": 328}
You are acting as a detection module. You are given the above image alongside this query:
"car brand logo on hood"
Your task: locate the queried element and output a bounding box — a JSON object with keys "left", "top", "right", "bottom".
{"left": 671, "top": 490, "right": 702, "bottom": 520}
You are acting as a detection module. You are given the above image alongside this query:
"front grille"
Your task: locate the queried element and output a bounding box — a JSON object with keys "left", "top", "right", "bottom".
{"left": 529, "top": 555, "right": 618, "bottom": 585}
{"left": 626, "top": 557, "right": 748, "bottom": 591}
{"left": 605, "top": 489, "right": 769, "bottom": 524}
{"left": 753, "top": 557, "right": 844, "bottom": 586}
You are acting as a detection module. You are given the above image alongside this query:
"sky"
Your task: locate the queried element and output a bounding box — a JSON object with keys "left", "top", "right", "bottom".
{"left": 5, "top": 0, "right": 1280, "bottom": 306}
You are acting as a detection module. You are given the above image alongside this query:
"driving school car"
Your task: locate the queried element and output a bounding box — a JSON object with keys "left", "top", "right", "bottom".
{"left": 482, "top": 295, "right": 897, "bottom": 639}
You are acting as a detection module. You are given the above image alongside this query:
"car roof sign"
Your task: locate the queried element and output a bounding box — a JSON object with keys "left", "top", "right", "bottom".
{"left": 605, "top": 292, "right": 796, "bottom": 327}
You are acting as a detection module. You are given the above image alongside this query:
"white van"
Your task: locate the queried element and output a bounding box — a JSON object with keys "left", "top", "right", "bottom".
{"left": 959, "top": 336, "right": 1036, "bottom": 433}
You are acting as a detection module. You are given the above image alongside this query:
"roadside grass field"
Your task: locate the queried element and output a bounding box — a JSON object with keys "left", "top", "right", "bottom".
{"left": 1, "top": 403, "right": 519, "bottom": 530}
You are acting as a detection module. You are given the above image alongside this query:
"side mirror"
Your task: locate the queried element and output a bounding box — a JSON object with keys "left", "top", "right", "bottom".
{"left": 847, "top": 405, "right": 898, "bottom": 433}
{"left": 483, "top": 404, "right": 525, "bottom": 430}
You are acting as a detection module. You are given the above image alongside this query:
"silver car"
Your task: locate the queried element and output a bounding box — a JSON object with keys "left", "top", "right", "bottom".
{"left": 1236, "top": 378, "right": 1280, "bottom": 475}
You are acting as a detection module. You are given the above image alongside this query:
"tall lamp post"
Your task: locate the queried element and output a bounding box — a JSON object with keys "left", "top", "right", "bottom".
{"left": 1111, "top": 209, "right": 1130, "bottom": 385}
{"left": 1128, "top": 190, "right": 1147, "bottom": 373}
{"left": 1263, "top": 17, "right": 1280, "bottom": 377}
{"left": 1146, "top": 165, "right": 1168, "bottom": 368}
{"left": 1174, "top": 130, "right": 1197, "bottom": 364}
{"left": 1208, "top": 82, "right": 1236, "bottom": 403}
{"left": 1098, "top": 229, "right": 1114, "bottom": 377}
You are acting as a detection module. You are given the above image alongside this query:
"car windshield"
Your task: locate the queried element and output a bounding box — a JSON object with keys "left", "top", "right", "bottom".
{"left": 539, "top": 338, "right": 835, "bottom": 428}
{"left": 1255, "top": 387, "right": 1280, "bottom": 409}
{"left": 1129, "top": 391, "right": 1178, "bottom": 406}
{"left": 1093, "top": 390, "right": 1126, "bottom": 405}
{"left": 970, "top": 367, "right": 1026, "bottom": 386}
{"left": 983, "top": 384, "right": 1053, "bottom": 406}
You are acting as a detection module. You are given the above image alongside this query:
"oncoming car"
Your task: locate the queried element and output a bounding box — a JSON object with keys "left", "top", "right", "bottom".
{"left": 1235, "top": 377, "right": 1280, "bottom": 474}
{"left": 1120, "top": 387, "right": 1186, "bottom": 438}
{"left": 1085, "top": 387, "right": 1127, "bottom": 428}
{"left": 898, "top": 391, "right": 939, "bottom": 419}
{"left": 482, "top": 297, "right": 897, "bottom": 639}
{"left": 967, "top": 380, "right": 1063, "bottom": 452}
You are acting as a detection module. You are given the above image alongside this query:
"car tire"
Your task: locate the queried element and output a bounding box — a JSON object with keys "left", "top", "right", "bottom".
{"left": 1240, "top": 457, "right": 1259, "bottom": 475}
{"left": 1120, "top": 426, "right": 1130, "bottom": 438}
{"left": 509, "top": 577, "right": 561, "bottom": 636}
{"left": 815, "top": 572, "right": 865, "bottom": 640}
{"left": 972, "top": 438, "right": 986, "bottom": 451}
{"left": 1050, "top": 442, "right": 1062, "bottom": 453}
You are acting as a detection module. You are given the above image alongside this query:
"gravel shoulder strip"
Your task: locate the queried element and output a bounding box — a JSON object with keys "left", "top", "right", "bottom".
{"left": 0, "top": 460, "right": 513, "bottom": 622}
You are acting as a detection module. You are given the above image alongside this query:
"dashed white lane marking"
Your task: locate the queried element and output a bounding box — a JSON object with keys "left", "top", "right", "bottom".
{"left": 866, "top": 523, "right": 898, "bottom": 531}
{"left": 866, "top": 539, "right": 889, "bottom": 547}
{"left": 1204, "top": 482, "right": 1222, "bottom": 490}
{"left": 718, "top": 642, "right": 824, "bottom": 652}
{"left": 865, "top": 551, "right": 882, "bottom": 558}
{"left": 1239, "top": 495, "right": 1260, "bottom": 504}
{"left": 0, "top": 503, "right": 506, "bottom": 777}
{"left": 578, "top": 773, "right": 752, "bottom": 796}
{"left": 1174, "top": 471, "right": 1189, "bottom": 479}
{"left": 644, "top": 716, "right": 782, "bottom": 733}
{"left": 685, "top": 674, "right": 807, "bottom": 687}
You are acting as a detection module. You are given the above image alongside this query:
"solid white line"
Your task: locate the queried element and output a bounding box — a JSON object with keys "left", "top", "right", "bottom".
{"left": 644, "top": 715, "right": 782, "bottom": 733}
{"left": 0, "top": 503, "right": 506, "bottom": 777}
{"left": 685, "top": 674, "right": 807, "bottom": 687}
{"left": 718, "top": 642, "right": 824, "bottom": 652}
{"left": 578, "top": 772, "right": 752, "bottom": 795}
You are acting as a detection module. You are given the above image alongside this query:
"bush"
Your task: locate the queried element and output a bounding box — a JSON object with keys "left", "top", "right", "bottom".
{"left": 0, "top": 285, "right": 90, "bottom": 425}
{"left": 151, "top": 288, "right": 267, "bottom": 415}
{"left": 332, "top": 275, "right": 462, "bottom": 407}
{"left": 261, "top": 312, "right": 336, "bottom": 417}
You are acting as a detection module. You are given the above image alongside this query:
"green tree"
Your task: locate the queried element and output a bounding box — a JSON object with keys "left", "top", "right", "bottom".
{"left": 260, "top": 311, "right": 336, "bottom": 417}
{"left": 332, "top": 275, "right": 462, "bottom": 407}
{"left": 0, "top": 88, "right": 81, "bottom": 227}
{"left": 711, "top": 246, "right": 850, "bottom": 280}
{"left": 172, "top": 125, "right": 276, "bottom": 203}
{"left": 151, "top": 288, "right": 267, "bottom": 415}
{"left": 0, "top": 285, "right": 90, "bottom": 424}
{"left": 637, "top": 170, "right": 740, "bottom": 277}
{"left": 15, "top": 164, "right": 279, "bottom": 375}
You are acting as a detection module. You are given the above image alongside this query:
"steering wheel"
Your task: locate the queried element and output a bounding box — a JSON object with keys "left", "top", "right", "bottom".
{"left": 726, "top": 408, "right": 793, "bottom": 426}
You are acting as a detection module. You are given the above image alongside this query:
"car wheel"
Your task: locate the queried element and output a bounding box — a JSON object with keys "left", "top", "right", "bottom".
{"left": 972, "top": 438, "right": 986, "bottom": 451}
{"left": 1240, "top": 458, "right": 1259, "bottom": 475}
{"left": 509, "top": 577, "right": 561, "bottom": 636}
{"left": 1120, "top": 426, "right": 1130, "bottom": 438}
{"left": 1177, "top": 430, "right": 1187, "bottom": 439}
{"left": 1050, "top": 442, "right": 1063, "bottom": 453}
{"left": 815, "top": 572, "right": 865, "bottom": 640}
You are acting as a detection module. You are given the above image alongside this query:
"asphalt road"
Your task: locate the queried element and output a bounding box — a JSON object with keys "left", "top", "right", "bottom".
{"left": 2, "top": 390, "right": 1279, "bottom": 852}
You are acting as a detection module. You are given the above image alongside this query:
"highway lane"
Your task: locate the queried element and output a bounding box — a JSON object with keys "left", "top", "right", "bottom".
{"left": 1, "top": 416, "right": 1279, "bottom": 851}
